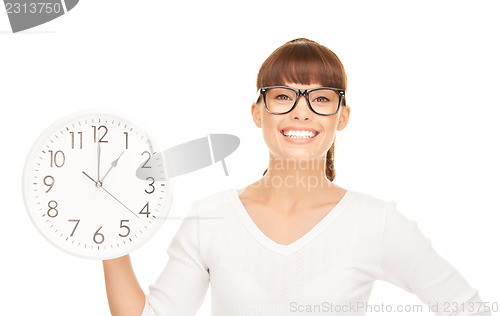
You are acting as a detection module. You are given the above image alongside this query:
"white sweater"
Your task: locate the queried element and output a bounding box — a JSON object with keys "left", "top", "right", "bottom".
{"left": 141, "top": 187, "right": 490, "bottom": 316}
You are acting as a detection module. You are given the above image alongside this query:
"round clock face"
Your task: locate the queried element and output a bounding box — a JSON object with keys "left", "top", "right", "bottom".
{"left": 22, "top": 110, "right": 172, "bottom": 260}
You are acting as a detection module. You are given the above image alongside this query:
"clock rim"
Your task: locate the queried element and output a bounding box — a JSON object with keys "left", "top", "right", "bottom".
{"left": 21, "top": 109, "right": 173, "bottom": 260}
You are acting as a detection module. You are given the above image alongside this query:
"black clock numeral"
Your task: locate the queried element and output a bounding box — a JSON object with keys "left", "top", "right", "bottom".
{"left": 48, "top": 150, "right": 65, "bottom": 168}
{"left": 47, "top": 200, "right": 58, "bottom": 217}
{"left": 141, "top": 151, "right": 151, "bottom": 168}
{"left": 93, "top": 226, "right": 105, "bottom": 244}
{"left": 145, "top": 177, "right": 155, "bottom": 194}
{"left": 119, "top": 220, "right": 130, "bottom": 237}
{"left": 70, "top": 131, "right": 83, "bottom": 149}
{"left": 124, "top": 132, "right": 128, "bottom": 149}
{"left": 139, "top": 202, "right": 150, "bottom": 218}
{"left": 43, "top": 175, "right": 54, "bottom": 193}
{"left": 68, "top": 219, "right": 80, "bottom": 237}
{"left": 92, "top": 125, "right": 108, "bottom": 143}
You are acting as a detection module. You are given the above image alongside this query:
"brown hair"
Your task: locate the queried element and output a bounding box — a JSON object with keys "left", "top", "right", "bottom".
{"left": 256, "top": 38, "right": 347, "bottom": 181}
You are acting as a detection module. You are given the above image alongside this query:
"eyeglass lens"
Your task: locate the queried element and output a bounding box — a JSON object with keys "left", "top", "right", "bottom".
{"left": 265, "top": 87, "right": 341, "bottom": 115}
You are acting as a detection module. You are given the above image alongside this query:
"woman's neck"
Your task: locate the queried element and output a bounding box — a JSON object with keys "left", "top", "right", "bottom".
{"left": 246, "top": 155, "right": 339, "bottom": 213}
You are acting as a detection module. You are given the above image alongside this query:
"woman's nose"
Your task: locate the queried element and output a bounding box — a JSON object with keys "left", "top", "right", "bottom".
{"left": 291, "top": 95, "right": 312, "bottom": 119}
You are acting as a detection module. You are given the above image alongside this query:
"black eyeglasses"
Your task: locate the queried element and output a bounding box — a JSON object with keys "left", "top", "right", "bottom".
{"left": 257, "top": 86, "right": 346, "bottom": 116}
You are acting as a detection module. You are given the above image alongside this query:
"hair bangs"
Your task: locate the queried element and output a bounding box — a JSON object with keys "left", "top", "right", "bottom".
{"left": 257, "top": 38, "right": 347, "bottom": 91}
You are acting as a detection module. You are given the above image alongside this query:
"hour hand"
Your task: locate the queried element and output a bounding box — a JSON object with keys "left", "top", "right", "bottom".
{"left": 101, "top": 151, "right": 125, "bottom": 183}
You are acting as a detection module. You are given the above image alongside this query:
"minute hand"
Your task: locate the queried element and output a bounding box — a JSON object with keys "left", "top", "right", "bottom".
{"left": 101, "top": 151, "right": 125, "bottom": 183}
{"left": 97, "top": 138, "right": 101, "bottom": 182}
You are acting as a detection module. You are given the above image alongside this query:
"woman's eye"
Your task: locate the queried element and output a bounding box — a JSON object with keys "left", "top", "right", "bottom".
{"left": 276, "top": 94, "right": 292, "bottom": 101}
{"left": 314, "top": 96, "right": 330, "bottom": 102}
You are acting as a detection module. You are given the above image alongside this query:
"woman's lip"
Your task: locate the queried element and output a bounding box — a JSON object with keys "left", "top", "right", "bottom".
{"left": 280, "top": 126, "right": 319, "bottom": 133}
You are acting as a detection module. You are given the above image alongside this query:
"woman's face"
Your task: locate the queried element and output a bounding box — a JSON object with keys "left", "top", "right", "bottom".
{"left": 252, "top": 82, "right": 350, "bottom": 163}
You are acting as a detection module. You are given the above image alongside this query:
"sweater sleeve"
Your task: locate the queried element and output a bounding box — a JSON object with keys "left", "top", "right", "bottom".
{"left": 379, "top": 201, "right": 491, "bottom": 316}
{"left": 141, "top": 202, "right": 210, "bottom": 316}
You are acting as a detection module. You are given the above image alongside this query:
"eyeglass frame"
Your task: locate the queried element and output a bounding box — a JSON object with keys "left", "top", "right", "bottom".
{"left": 256, "top": 86, "right": 346, "bottom": 116}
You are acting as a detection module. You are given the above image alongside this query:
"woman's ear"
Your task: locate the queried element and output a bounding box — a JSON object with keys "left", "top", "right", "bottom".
{"left": 251, "top": 102, "right": 262, "bottom": 128}
{"left": 336, "top": 104, "right": 350, "bottom": 131}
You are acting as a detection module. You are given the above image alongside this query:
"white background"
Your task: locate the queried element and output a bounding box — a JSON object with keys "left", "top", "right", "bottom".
{"left": 1, "top": 1, "right": 499, "bottom": 315}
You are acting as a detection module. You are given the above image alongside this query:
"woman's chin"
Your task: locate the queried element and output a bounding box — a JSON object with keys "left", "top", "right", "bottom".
{"left": 273, "top": 149, "right": 324, "bottom": 163}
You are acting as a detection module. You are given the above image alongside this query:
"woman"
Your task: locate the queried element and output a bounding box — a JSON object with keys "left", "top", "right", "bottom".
{"left": 103, "top": 38, "right": 491, "bottom": 315}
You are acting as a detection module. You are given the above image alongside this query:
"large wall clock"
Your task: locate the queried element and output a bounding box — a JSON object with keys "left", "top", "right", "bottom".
{"left": 22, "top": 110, "right": 172, "bottom": 260}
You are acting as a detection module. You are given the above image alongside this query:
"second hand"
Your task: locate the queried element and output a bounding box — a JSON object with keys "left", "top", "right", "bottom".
{"left": 81, "top": 171, "right": 139, "bottom": 218}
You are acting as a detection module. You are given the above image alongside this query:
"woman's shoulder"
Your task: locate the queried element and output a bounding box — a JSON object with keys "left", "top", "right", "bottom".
{"left": 189, "top": 187, "right": 238, "bottom": 218}
{"left": 345, "top": 189, "right": 426, "bottom": 239}
{"left": 346, "top": 188, "right": 389, "bottom": 205}
{"left": 344, "top": 188, "right": 397, "bottom": 219}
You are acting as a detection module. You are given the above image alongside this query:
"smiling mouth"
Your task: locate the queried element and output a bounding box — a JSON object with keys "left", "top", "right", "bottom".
{"left": 280, "top": 129, "right": 319, "bottom": 139}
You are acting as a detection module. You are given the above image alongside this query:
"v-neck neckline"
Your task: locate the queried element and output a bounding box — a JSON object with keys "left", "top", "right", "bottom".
{"left": 230, "top": 187, "right": 355, "bottom": 256}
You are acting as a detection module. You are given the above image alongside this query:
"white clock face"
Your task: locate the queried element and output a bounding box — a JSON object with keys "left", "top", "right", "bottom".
{"left": 22, "top": 110, "right": 172, "bottom": 260}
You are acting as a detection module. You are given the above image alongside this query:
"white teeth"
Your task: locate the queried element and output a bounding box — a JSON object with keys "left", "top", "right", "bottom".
{"left": 282, "top": 130, "right": 317, "bottom": 139}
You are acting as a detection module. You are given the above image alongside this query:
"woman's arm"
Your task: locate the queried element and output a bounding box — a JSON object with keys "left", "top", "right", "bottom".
{"left": 102, "top": 254, "right": 145, "bottom": 316}
{"left": 141, "top": 202, "right": 210, "bottom": 316}
{"left": 379, "top": 201, "right": 491, "bottom": 315}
